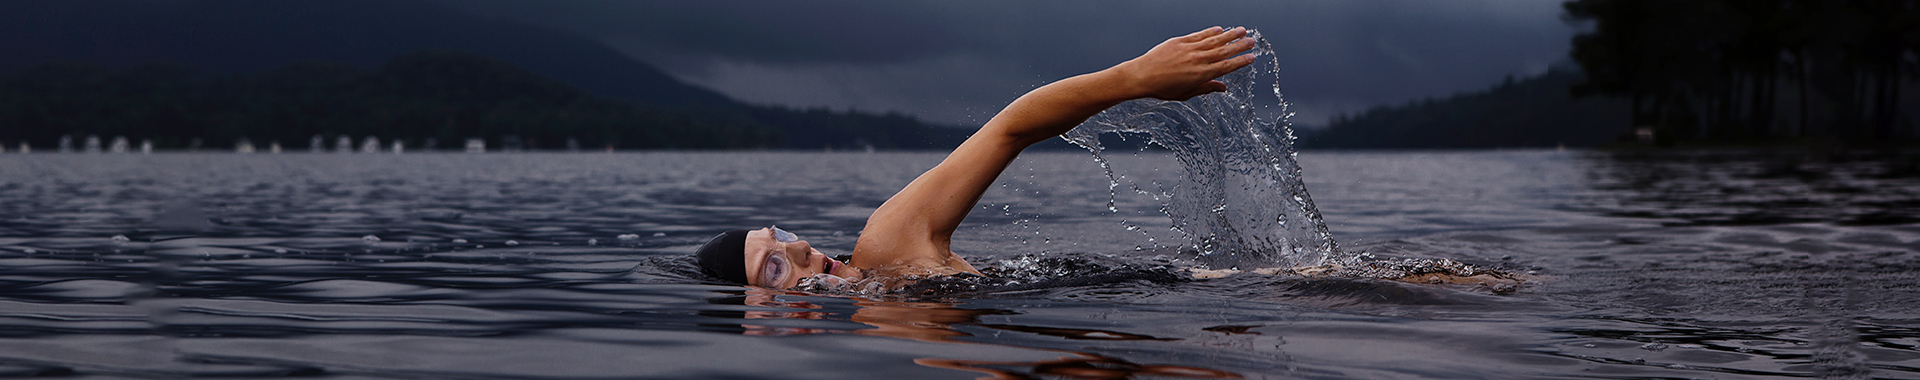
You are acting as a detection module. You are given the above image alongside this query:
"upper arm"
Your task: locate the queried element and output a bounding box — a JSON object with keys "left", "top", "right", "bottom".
{"left": 851, "top": 128, "right": 1024, "bottom": 271}
{"left": 851, "top": 70, "right": 1130, "bottom": 272}
{"left": 848, "top": 26, "right": 1257, "bottom": 272}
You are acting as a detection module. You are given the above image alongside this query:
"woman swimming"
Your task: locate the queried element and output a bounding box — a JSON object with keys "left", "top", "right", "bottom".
{"left": 696, "top": 26, "right": 1263, "bottom": 288}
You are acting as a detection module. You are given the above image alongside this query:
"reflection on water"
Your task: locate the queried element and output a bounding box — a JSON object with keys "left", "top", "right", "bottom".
{"left": 1583, "top": 150, "right": 1920, "bottom": 226}
{"left": 0, "top": 151, "right": 1915, "bottom": 378}
{"left": 722, "top": 288, "right": 1236, "bottom": 378}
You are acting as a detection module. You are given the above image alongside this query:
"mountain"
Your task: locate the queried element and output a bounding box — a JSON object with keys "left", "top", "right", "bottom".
{"left": 1301, "top": 67, "right": 1631, "bottom": 149}
{"left": 0, "top": 0, "right": 734, "bottom": 107}
{"left": 0, "top": 52, "right": 792, "bottom": 150}
{"left": 0, "top": 0, "right": 970, "bottom": 150}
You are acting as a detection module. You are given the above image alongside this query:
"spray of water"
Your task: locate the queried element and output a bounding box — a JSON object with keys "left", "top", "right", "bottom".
{"left": 1063, "top": 30, "right": 1338, "bottom": 271}
{"left": 793, "top": 30, "right": 1510, "bottom": 297}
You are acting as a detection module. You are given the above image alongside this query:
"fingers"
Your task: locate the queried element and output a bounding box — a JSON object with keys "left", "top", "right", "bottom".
{"left": 1208, "top": 53, "right": 1257, "bottom": 76}
{"left": 1168, "top": 81, "right": 1229, "bottom": 102}
{"left": 1203, "top": 80, "right": 1227, "bottom": 94}
{"left": 1203, "top": 37, "right": 1256, "bottom": 61}
{"left": 1180, "top": 26, "right": 1224, "bottom": 42}
{"left": 1197, "top": 26, "right": 1247, "bottom": 48}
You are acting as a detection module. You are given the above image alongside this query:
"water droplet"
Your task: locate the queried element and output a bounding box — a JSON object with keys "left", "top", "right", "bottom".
{"left": 587, "top": 239, "right": 598, "bottom": 246}
{"left": 362, "top": 235, "right": 381, "bottom": 242}
{"left": 617, "top": 234, "right": 640, "bottom": 240}
{"left": 505, "top": 240, "right": 520, "bottom": 246}
{"left": 110, "top": 235, "right": 130, "bottom": 243}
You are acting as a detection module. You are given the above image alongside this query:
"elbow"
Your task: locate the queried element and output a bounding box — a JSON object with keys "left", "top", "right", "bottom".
{"left": 972, "top": 121, "right": 1049, "bottom": 150}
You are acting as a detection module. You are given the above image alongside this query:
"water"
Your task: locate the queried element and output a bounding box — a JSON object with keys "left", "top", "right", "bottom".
{"left": 1066, "top": 30, "right": 1337, "bottom": 271}
{"left": 1, "top": 150, "right": 1916, "bottom": 378}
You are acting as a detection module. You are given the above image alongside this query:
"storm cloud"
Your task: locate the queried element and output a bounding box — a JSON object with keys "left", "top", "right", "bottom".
{"left": 446, "top": 0, "right": 1574, "bottom": 127}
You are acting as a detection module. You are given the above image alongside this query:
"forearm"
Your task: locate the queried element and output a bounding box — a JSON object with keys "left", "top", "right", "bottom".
{"left": 853, "top": 27, "right": 1254, "bottom": 270}
{"left": 981, "top": 69, "right": 1140, "bottom": 147}
{"left": 892, "top": 69, "right": 1145, "bottom": 240}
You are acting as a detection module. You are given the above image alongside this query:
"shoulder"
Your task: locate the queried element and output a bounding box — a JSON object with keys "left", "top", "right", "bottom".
{"left": 850, "top": 231, "right": 980, "bottom": 277}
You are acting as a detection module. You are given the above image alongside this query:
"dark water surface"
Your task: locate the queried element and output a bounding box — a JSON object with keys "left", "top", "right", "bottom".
{"left": 1, "top": 150, "right": 1917, "bottom": 379}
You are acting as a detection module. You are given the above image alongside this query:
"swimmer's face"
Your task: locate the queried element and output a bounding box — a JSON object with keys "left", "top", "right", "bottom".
{"left": 744, "top": 227, "right": 861, "bottom": 288}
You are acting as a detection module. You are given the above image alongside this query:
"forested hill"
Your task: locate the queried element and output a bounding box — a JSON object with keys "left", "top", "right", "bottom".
{"left": 0, "top": 0, "right": 971, "bottom": 150}
{"left": 1306, "top": 1, "right": 1919, "bottom": 149}
{"left": 1300, "top": 67, "right": 1630, "bottom": 149}
{"left": 0, "top": 0, "right": 737, "bottom": 108}
{"left": 1563, "top": 0, "right": 1919, "bottom": 144}
{"left": 0, "top": 52, "right": 969, "bottom": 150}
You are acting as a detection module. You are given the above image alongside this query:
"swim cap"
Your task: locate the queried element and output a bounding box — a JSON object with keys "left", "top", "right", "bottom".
{"left": 695, "top": 229, "right": 752, "bottom": 284}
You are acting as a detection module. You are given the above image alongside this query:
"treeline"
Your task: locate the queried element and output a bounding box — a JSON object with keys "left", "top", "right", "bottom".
{"left": 0, "top": 50, "right": 967, "bottom": 150}
{"left": 1566, "top": 0, "right": 1920, "bottom": 145}
{"left": 1304, "top": 67, "right": 1630, "bottom": 149}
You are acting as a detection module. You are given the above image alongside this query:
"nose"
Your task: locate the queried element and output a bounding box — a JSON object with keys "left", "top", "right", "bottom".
{"left": 784, "top": 240, "right": 815, "bottom": 263}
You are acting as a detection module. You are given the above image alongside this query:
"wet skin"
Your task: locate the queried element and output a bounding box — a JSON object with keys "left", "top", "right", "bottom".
{"left": 743, "top": 227, "right": 863, "bottom": 288}
{"left": 737, "top": 26, "right": 1261, "bottom": 286}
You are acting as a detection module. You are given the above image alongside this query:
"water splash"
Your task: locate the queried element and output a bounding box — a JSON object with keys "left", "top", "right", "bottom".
{"left": 1063, "top": 30, "right": 1337, "bottom": 270}
{"left": 792, "top": 253, "right": 1187, "bottom": 300}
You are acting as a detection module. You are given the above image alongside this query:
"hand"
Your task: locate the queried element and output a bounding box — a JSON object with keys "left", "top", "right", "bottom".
{"left": 1109, "top": 26, "right": 1259, "bottom": 101}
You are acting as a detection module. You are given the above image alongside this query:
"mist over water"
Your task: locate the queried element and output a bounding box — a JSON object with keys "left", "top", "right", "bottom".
{"left": 1065, "top": 30, "right": 1338, "bottom": 270}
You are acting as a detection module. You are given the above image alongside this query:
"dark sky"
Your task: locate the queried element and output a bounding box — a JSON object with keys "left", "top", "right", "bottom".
{"left": 446, "top": 0, "right": 1575, "bottom": 127}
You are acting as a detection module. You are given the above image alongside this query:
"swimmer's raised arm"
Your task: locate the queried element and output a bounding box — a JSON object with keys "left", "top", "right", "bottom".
{"left": 851, "top": 27, "right": 1258, "bottom": 275}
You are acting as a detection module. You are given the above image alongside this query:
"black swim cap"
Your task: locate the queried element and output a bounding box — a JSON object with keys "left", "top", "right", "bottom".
{"left": 695, "top": 229, "right": 752, "bottom": 284}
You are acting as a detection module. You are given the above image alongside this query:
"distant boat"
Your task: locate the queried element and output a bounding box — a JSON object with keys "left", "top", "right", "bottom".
{"left": 109, "top": 136, "right": 129, "bottom": 153}
{"left": 465, "top": 138, "right": 486, "bottom": 153}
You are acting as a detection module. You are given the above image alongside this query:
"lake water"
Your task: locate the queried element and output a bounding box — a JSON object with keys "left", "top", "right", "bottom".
{"left": 1, "top": 150, "right": 1916, "bottom": 379}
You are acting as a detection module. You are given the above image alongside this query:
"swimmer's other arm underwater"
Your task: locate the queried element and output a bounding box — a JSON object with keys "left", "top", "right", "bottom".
{"left": 695, "top": 26, "right": 1263, "bottom": 288}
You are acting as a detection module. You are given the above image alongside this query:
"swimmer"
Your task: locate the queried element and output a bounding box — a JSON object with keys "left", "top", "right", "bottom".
{"left": 696, "top": 26, "right": 1261, "bottom": 288}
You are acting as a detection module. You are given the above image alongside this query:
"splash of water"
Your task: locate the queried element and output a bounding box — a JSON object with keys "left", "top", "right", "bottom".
{"left": 1063, "top": 30, "right": 1338, "bottom": 271}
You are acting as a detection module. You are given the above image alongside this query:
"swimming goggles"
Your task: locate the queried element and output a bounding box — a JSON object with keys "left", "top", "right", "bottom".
{"left": 757, "top": 226, "right": 801, "bottom": 286}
